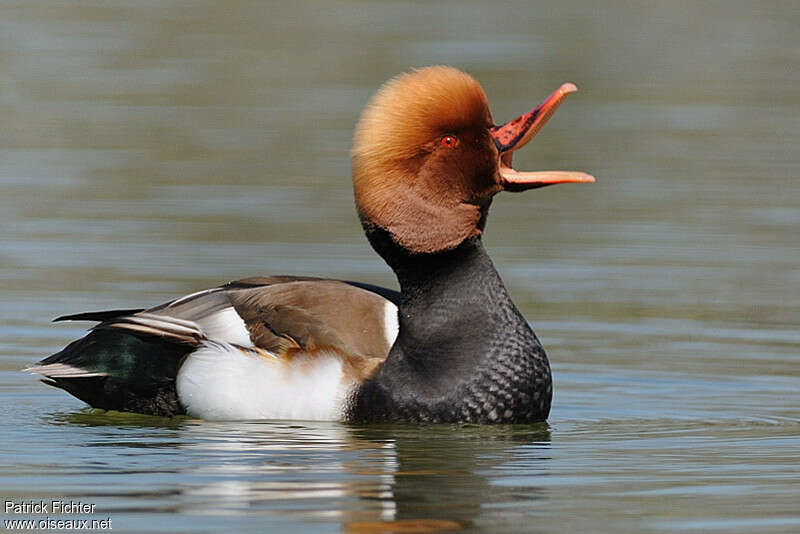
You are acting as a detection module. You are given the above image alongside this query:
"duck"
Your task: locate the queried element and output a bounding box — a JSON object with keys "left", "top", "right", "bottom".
{"left": 26, "top": 66, "right": 594, "bottom": 423}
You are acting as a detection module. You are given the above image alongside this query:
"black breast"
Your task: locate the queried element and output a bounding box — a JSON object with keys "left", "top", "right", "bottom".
{"left": 347, "top": 230, "right": 552, "bottom": 423}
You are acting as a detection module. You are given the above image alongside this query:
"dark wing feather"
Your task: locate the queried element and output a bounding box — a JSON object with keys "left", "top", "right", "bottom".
{"left": 54, "top": 308, "right": 145, "bottom": 322}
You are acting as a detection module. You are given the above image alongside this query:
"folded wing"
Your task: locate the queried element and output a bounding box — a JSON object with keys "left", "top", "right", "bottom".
{"left": 27, "top": 277, "right": 399, "bottom": 417}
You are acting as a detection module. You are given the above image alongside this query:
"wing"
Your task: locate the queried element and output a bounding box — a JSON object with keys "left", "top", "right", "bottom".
{"left": 53, "top": 276, "right": 400, "bottom": 358}
{"left": 28, "top": 277, "right": 400, "bottom": 417}
{"left": 143, "top": 276, "right": 400, "bottom": 359}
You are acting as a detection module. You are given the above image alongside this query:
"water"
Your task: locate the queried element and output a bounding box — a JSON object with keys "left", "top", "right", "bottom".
{"left": 1, "top": 1, "right": 798, "bottom": 532}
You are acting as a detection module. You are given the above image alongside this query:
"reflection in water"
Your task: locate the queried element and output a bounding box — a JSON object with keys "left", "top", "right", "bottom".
{"left": 347, "top": 425, "right": 551, "bottom": 532}
{"left": 50, "top": 414, "right": 552, "bottom": 532}
{"left": 168, "top": 421, "right": 551, "bottom": 532}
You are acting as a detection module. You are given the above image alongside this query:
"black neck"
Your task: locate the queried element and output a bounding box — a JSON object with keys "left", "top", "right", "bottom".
{"left": 349, "top": 224, "right": 552, "bottom": 423}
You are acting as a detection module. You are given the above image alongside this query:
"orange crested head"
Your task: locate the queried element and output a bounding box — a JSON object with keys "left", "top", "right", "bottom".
{"left": 352, "top": 66, "right": 491, "bottom": 166}
{"left": 351, "top": 66, "right": 594, "bottom": 255}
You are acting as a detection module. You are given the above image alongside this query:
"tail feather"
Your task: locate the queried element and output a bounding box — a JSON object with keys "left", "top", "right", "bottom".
{"left": 24, "top": 362, "right": 107, "bottom": 378}
{"left": 30, "top": 325, "right": 197, "bottom": 416}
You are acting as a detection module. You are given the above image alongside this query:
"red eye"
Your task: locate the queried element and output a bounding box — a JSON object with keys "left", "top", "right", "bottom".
{"left": 441, "top": 135, "right": 458, "bottom": 147}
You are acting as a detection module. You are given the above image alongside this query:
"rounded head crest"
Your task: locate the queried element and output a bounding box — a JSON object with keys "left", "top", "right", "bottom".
{"left": 352, "top": 66, "right": 490, "bottom": 165}
{"left": 352, "top": 66, "right": 497, "bottom": 255}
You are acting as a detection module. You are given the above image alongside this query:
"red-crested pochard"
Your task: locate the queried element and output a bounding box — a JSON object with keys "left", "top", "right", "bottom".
{"left": 27, "top": 66, "right": 593, "bottom": 422}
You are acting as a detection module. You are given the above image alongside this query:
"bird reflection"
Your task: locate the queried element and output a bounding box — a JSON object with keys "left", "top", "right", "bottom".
{"left": 177, "top": 420, "right": 552, "bottom": 532}
{"left": 344, "top": 424, "right": 551, "bottom": 532}
{"left": 57, "top": 411, "right": 551, "bottom": 532}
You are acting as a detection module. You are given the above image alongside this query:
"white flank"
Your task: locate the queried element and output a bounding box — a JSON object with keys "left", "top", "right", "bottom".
{"left": 176, "top": 342, "right": 352, "bottom": 421}
{"left": 383, "top": 300, "right": 399, "bottom": 347}
{"left": 193, "top": 307, "right": 253, "bottom": 347}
